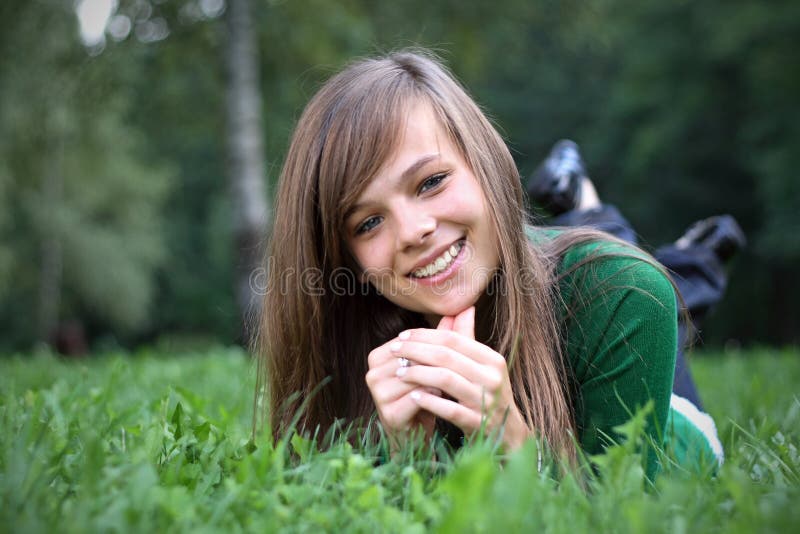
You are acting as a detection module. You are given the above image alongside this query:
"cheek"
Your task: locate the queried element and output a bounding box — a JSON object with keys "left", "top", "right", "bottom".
{"left": 433, "top": 193, "right": 483, "bottom": 224}
{"left": 439, "top": 190, "right": 496, "bottom": 241}
{"left": 355, "top": 241, "right": 404, "bottom": 298}
{"left": 444, "top": 177, "right": 490, "bottom": 220}
{"left": 351, "top": 239, "right": 393, "bottom": 271}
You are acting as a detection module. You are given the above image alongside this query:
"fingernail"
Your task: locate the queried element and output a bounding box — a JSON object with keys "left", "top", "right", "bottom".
{"left": 396, "top": 367, "right": 407, "bottom": 377}
{"left": 390, "top": 341, "right": 402, "bottom": 352}
{"left": 398, "top": 331, "right": 411, "bottom": 340}
{"left": 410, "top": 391, "right": 421, "bottom": 401}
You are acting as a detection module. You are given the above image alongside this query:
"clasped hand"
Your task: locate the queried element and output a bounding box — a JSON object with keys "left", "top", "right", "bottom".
{"left": 365, "top": 306, "right": 530, "bottom": 450}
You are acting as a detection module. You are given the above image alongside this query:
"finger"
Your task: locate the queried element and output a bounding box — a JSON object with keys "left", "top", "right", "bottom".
{"left": 379, "top": 390, "right": 432, "bottom": 431}
{"left": 373, "top": 352, "right": 415, "bottom": 379}
{"left": 366, "top": 355, "right": 410, "bottom": 392}
{"left": 437, "top": 315, "right": 455, "bottom": 331}
{"left": 397, "top": 329, "right": 504, "bottom": 367}
{"left": 452, "top": 306, "right": 475, "bottom": 339}
{"left": 390, "top": 340, "right": 489, "bottom": 384}
{"left": 410, "top": 389, "right": 482, "bottom": 433}
{"left": 366, "top": 371, "right": 423, "bottom": 405}
{"left": 367, "top": 352, "right": 446, "bottom": 402}
{"left": 397, "top": 364, "right": 485, "bottom": 406}
{"left": 368, "top": 337, "right": 408, "bottom": 369}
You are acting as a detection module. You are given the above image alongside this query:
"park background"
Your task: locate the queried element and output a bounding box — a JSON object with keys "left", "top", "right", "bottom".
{"left": 2, "top": 1, "right": 800, "bottom": 531}
{"left": 1, "top": 0, "right": 798, "bottom": 354}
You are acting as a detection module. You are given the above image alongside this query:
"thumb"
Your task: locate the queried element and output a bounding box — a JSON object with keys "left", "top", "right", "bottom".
{"left": 437, "top": 315, "right": 455, "bottom": 331}
{"left": 452, "top": 306, "right": 475, "bottom": 339}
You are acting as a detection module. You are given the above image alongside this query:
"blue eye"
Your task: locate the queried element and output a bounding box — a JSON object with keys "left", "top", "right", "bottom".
{"left": 419, "top": 172, "right": 449, "bottom": 193}
{"left": 356, "top": 215, "right": 382, "bottom": 235}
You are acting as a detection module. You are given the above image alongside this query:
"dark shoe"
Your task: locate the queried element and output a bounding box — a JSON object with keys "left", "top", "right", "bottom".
{"left": 527, "top": 139, "right": 586, "bottom": 216}
{"left": 675, "top": 215, "right": 746, "bottom": 263}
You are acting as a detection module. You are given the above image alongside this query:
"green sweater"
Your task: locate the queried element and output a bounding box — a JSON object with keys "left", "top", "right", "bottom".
{"left": 529, "top": 226, "right": 720, "bottom": 477}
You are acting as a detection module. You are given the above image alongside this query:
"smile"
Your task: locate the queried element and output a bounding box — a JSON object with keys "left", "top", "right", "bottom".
{"left": 410, "top": 240, "right": 465, "bottom": 279}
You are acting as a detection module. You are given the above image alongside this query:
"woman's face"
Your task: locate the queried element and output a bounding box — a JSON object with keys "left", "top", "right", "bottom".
{"left": 344, "top": 102, "right": 500, "bottom": 323}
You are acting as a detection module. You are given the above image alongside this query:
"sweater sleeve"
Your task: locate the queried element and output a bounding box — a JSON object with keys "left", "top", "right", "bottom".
{"left": 558, "top": 241, "right": 678, "bottom": 477}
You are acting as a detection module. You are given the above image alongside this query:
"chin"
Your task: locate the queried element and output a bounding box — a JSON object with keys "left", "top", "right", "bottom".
{"left": 424, "top": 294, "right": 480, "bottom": 318}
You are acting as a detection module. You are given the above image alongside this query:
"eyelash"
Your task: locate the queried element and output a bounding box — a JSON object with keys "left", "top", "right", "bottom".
{"left": 354, "top": 171, "right": 451, "bottom": 236}
{"left": 418, "top": 172, "right": 449, "bottom": 194}
{"left": 355, "top": 215, "right": 382, "bottom": 235}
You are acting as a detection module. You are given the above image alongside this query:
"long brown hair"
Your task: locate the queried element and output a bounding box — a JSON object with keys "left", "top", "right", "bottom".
{"left": 255, "top": 50, "right": 642, "bottom": 459}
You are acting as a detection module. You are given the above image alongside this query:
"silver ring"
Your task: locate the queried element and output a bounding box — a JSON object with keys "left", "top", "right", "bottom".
{"left": 398, "top": 357, "right": 410, "bottom": 368}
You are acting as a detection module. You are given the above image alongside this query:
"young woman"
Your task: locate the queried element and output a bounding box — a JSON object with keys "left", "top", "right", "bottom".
{"left": 256, "top": 50, "right": 721, "bottom": 477}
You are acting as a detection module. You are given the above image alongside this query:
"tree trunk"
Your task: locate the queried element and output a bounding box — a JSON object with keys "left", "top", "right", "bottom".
{"left": 37, "top": 127, "right": 63, "bottom": 345}
{"left": 224, "top": 0, "right": 269, "bottom": 344}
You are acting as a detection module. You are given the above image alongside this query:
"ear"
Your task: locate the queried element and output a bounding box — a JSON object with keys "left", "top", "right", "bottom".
{"left": 452, "top": 306, "right": 475, "bottom": 339}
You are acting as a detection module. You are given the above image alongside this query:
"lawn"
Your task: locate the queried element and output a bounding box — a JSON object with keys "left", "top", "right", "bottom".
{"left": 1, "top": 347, "right": 798, "bottom": 532}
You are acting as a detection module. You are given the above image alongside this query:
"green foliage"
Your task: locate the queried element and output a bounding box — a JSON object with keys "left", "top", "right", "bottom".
{"left": 0, "top": 1, "right": 175, "bottom": 345}
{"left": 1, "top": 348, "right": 798, "bottom": 532}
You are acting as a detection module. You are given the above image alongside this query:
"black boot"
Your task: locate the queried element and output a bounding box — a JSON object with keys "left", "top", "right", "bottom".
{"left": 675, "top": 215, "right": 746, "bottom": 263}
{"left": 527, "top": 139, "right": 586, "bottom": 216}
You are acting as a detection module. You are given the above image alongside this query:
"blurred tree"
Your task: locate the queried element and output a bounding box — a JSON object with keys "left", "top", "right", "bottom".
{"left": 0, "top": 0, "right": 174, "bottom": 349}
{"left": 225, "top": 0, "right": 268, "bottom": 342}
{"left": 0, "top": 166, "right": 12, "bottom": 298}
{"left": 110, "top": 0, "right": 238, "bottom": 344}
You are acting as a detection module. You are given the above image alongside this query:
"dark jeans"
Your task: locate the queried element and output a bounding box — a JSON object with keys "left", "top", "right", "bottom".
{"left": 549, "top": 205, "right": 728, "bottom": 410}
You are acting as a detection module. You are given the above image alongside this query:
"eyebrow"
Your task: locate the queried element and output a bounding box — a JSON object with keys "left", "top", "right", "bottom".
{"left": 346, "top": 153, "right": 441, "bottom": 219}
{"left": 400, "top": 153, "right": 440, "bottom": 183}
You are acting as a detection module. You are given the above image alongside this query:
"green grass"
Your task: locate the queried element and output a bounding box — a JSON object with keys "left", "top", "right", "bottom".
{"left": 1, "top": 346, "right": 798, "bottom": 532}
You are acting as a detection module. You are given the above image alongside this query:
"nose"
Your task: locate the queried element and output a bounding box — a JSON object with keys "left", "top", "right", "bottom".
{"left": 394, "top": 204, "right": 436, "bottom": 250}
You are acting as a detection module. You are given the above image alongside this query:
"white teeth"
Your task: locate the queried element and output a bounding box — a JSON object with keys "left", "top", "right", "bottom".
{"left": 411, "top": 241, "right": 463, "bottom": 278}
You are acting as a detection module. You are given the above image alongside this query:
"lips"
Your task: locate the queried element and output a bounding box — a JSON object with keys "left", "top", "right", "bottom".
{"left": 407, "top": 238, "right": 466, "bottom": 278}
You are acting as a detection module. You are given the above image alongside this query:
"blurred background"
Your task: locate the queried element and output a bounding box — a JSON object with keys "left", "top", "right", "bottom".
{"left": 0, "top": 0, "right": 797, "bottom": 354}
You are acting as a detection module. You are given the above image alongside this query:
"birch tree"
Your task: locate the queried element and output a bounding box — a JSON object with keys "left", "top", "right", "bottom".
{"left": 224, "top": 0, "right": 269, "bottom": 342}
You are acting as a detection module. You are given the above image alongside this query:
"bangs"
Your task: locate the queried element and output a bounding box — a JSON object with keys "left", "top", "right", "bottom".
{"left": 315, "top": 68, "right": 427, "bottom": 234}
{"left": 337, "top": 97, "right": 412, "bottom": 221}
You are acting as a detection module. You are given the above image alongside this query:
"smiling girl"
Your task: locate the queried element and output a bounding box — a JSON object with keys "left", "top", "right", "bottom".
{"left": 256, "top": 50, "right": 720, "bottom": 476}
